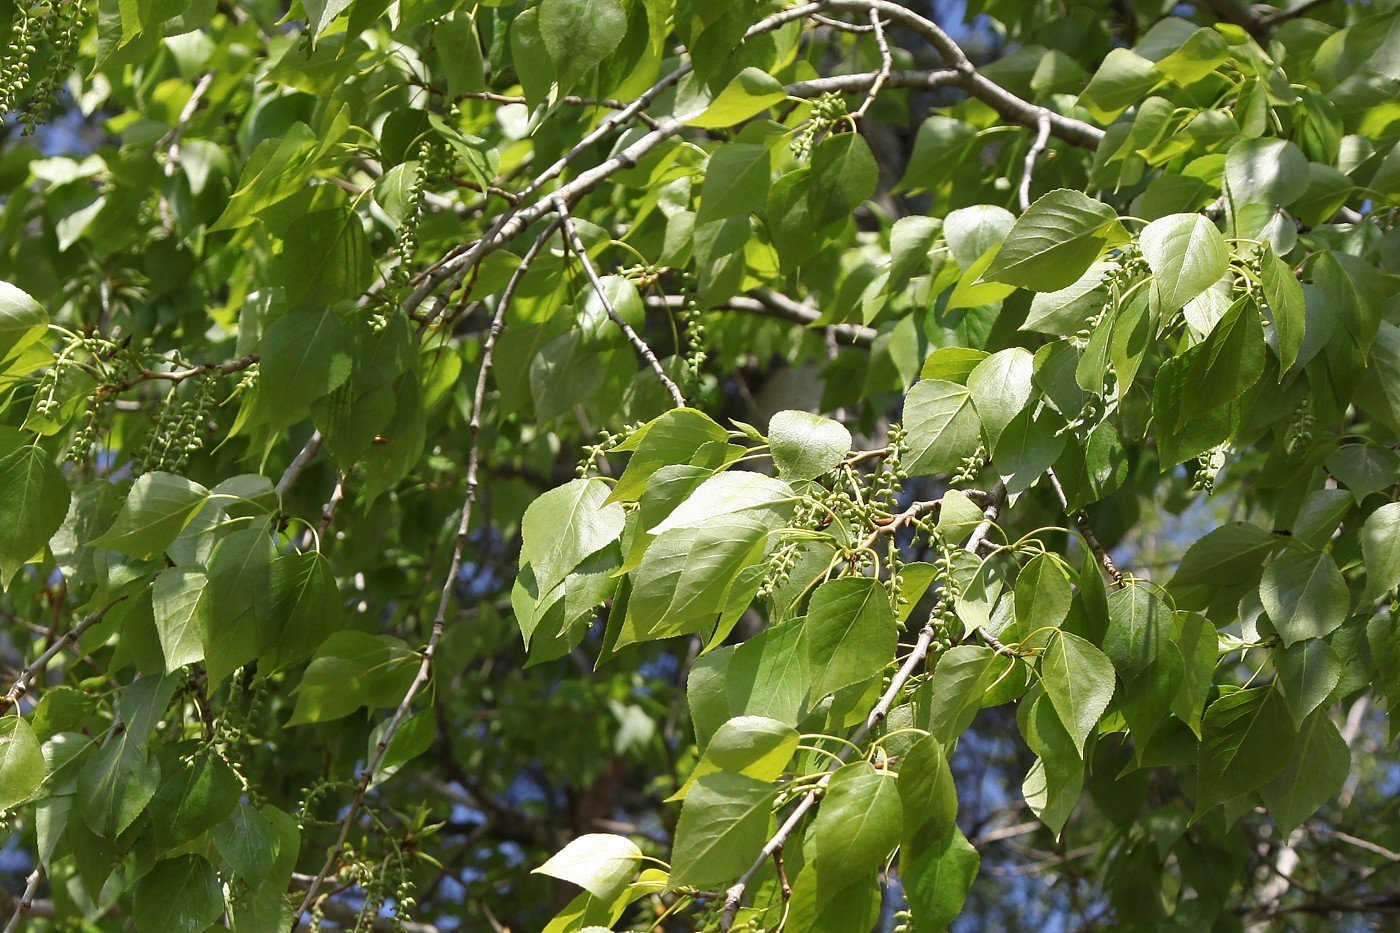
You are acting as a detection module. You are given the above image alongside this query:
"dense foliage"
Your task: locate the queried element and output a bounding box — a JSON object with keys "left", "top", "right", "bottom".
{"left": 0, "top": 0, "right": 1397, "bottom": 929}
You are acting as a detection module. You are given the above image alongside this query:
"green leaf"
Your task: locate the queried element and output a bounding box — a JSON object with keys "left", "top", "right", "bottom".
{"left": 1259, "top": 246, "right": 1305, "bottom": 373}
{"left": 534, "top": 833, "right": 642, "bottom": 900}
{"left": 1361, "top": 502, "right": 1400, "bottom": 603}
{"left": 1276, "top": 639, "right": 1343, "bottom": 723}
{"left": 1019, "top": 690, "right": 1084, "bottom": 835}
{"left": 768, "top": 410, "right": 851, "bottom": 481}
{"left": 93, "top": 472, "right": 207, "bottom": 560}
{"left": 888, "top": 215, "right": 941, "bottom": 295}
{"left": 1261, "top": 550, "right": 1350, "bottom": 647}
{"left": 538, "top": 0, "right": 626, "bottom": 90}
{"left": 77, "top": 736, "right": 160, "bottom": 838}
{"left": 672, "top": 716, "right": 799, "bottom": 801}
{"left": 1023, "top": 261, "right": 1114, "bottom": 336}
{"left": 1176, "top": 297, "right": 1266, "bottom": 429}
{"left": 811, "top": 762, "right": 902, "bottom": 889}
{"left": 926, "top": 645, "right": 997, "bottom": 745}
{"left": 1014, "top": 553, "right": 1074, "bottom": 632}
{"left": 647, "top": 471, "right": 792, "bottom": 535}
{"left": 898, "top": 735, "right": 958, "bottom": 850}
{"left": 805, "top": 577, "right": 897, "bottom": 700}
{"left": 903, "top": 380, "right": 982, "bottom": 476}
{"left": 698, "top": 144, "right": 770, "bottom": 226}
{"left": 150, "top": 745, "right": 240, "bottom": 848}
{"left": 134, "top": 855, "right": 224, "bottom": 933}
{"left": 726, "top": 619, "right": 812, "bottom": 726}
{"left": 1169, "top": 522, "right": 1280, "bottom": 589}
{"left": 994, "top": 407, "right": 1066, "bottom": 496}
{"left": 1196, "top": 687, "right": 1296, "bottom": 815}
{"left": 288, "top": 633, "right": 416, "bottom": 726}
{"left": 609, "top": 409, "right": 729, "bottom": 503}
{"left": 0, "top": 443, "right": 69, "bottom": 586}
{"left": 1040, "top": 632, "right": 1115, "bottom": 755}
{"left": 0, "top": 280, "right": 49, "bottom": 361}
{"left": 257, "top": 308, "right": 354, "bottom": 428}
{"left": 624, "top": 515, "right": 769, "bottom": 642}
{"left": 273, "top": 208, "right": 373, "bottom": 310}
{"left": 984, "top": 189, "right": 1122, "bottom": 291}
{"left": 901, "top": 826, "right": 979, "bottom": 931}
{"left": 968, "top": 348, "right": 1034, "bottom": 449}
{"left": 1172, "top": 612, "right": 1217, "bottom": 738}
{"left": 214, "top": 802, "right": 279, "bottom": 884}
{"left": 523, "top": 478, "right": 627, "bottom": 597}
{"left": 807, "top": 133, "right": 878, "bottom": 228}
{"left": 944, "top": 205, "right": 1014, "bottom": 269}
{"left": 1078, "top": 49, "right": 1162, "bottom": 121}
{"left": 1259, "top": 709, "right": 1349, "bottom": 835}
{"left": 680, "top": 68, "right": 787, "bottom": 129}
{"left": 205, "top": 527, "right": 276, "bottom": 685}
{"left": 1103, "top": 583, "right": 1172, "bottom": 684}
{"left": 1224, "top": 137, "right": 1309, "bottom": 209}
{"left": 669, "top": 772, "right": 776, "bottom": 888}
{"left": 152, "top": 567, "right": 209, "bottom": 672}
{"left": 269, "top": 550, "right": 342, "bottom": 670}
{"left": 1140, "top": 213, "right": 1228, "bottom": 313}
{"left": 0, "top": 716, "right": 44, "bottom": 811}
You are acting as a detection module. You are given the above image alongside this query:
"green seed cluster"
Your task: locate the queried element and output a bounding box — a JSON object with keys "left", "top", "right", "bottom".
{"left": 136, "top": 374, "right": 217, "bottom": 474}
{"left": 1192, "top": 441, "right": 1229, "bottom": 493}
{"left": 1284, "top": 398, "right": 1314, "bottom": 455}
{"left": 790, "top": 92, "right": 848, "bottom": 160}
{"left": 575, "top": 424, "right": 635, "bottom": 477}
{"left": 0, "top": 0, "right": 88, "bottom": 134}
{"left": 952, "top": 442, "right": 986, "bottom": 485}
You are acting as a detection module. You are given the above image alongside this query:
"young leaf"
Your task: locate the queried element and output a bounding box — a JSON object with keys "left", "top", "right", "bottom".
{"left": 1260, "top": 550, "right": 1350, "bottom": 647}
{"left": 984, "top": 189, "right": 1122, "bottom": 291}
{"left": 533, "top": 833, "right": 642, "bottom": 900}
{"left": 669, "top": 772, "right": 776, "bottom": 888}
{"left": 0, "top": 716, "right": 44, "bottom": 811}
{"left": 538, "top": 0, "right": 626, "bottom": 91}
{"left": 768, "top": 410, "right": 851, "bottom": 481}
{"left": 0, "top": 443, "right": 69, "bottom": 586}
{"left": 805, "top": 577, "right": 897, "bottom": 700}
{"left": 1040, "top": 632, "right": 1115, "bottom": 755}
{"left": 1140, "top": 213, "right": 1228, "bottom": 313}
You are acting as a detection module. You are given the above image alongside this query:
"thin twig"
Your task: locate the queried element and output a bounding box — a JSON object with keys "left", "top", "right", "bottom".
{"left": 277, "top": 431, "right": 324, "bottom": 498}
{"left": 1018, "top": 108, "right": 1052, "bottom": 212}
{"left": 292, "top": 223, "right": 561, "bottom": 922}
{"left": 824, "top": 0, "right": 1104, "bottom": 149}
{"left": 850, "top": 7, "right": 892, "bottom": 120}
{"left": 1044, "top": 467, "right": 1124, "bottom": 588}
{"left": 3, "top": 866, "right": 43, "bottom": 933}
{"left": 1, "top": 599, "right": 125, "bottom": 713}
{"left": 553, "top": 196, "right": 686, "bottom": 408}
{"left": 110, "top": 353, "right": 258, "bottom": 393}
{"left": 159, "top": 71, "right": 214, "bottom": 177}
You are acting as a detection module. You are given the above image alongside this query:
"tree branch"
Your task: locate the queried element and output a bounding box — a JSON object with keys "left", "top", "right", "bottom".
{"left": 718, "top": 484, "right": 1005, "bottom": 929}
{"left": 293, "top": 223, "right": 562, "bottom": 922}
{"left": 645, "top": 292, "right": 878, "bottom": 347}
{"left": 553, "top": 197, "right": 686, "bottom": 408}
{"left": 1, "top": 599, "right": 125, "bottom": 714}
{"left": 823, "top": 0, "right": 1104, "bottom": 149}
